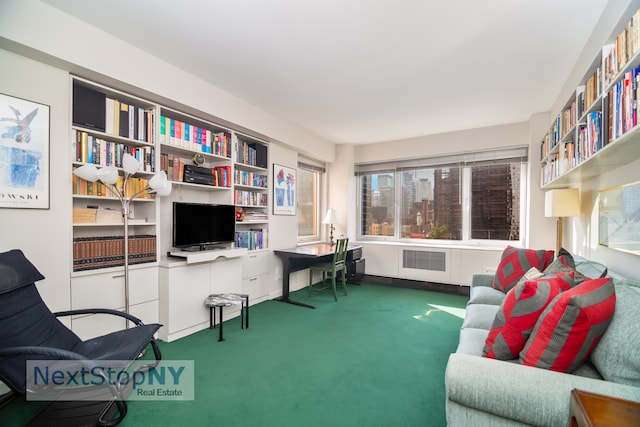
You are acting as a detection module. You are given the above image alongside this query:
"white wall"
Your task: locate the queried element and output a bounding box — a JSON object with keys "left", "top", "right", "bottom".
{"left": 569, "top": 159, "right": 640, "bottom": 280}
{"left": 0, "top": 49, "right": 71, "bottom": 313}
{"left": 0, "top": 0, "right": 335, "bottom": 163}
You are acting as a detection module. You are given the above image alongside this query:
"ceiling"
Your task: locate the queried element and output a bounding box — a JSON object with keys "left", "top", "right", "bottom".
{"left": 43, "top": 0, "right": 608, "bottom": 144}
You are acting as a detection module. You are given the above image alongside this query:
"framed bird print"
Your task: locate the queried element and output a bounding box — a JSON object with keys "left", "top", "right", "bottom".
{"left": 0, "top": 93, "right": 50, "bottom": 209}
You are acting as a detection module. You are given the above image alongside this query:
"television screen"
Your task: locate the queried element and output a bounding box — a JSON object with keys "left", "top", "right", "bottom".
{"left": 173, "top": 202, "right": 236, "bottom": 250}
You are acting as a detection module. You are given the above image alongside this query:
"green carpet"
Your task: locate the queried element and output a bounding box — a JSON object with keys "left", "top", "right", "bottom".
{"left": 2, "top": 283, "right": 467, "bottom": 427}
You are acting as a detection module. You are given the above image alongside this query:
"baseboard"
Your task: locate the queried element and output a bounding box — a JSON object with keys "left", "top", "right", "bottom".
{"left": 362, "top": 274, "right": 470, "bottom": 297}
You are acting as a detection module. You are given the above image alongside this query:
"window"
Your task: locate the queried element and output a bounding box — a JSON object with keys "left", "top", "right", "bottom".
{"left": 357, "top": 146, "right": 527, "bottom": 243}
{"left": 297, "top": 157, "right": 325, "bottom": 242}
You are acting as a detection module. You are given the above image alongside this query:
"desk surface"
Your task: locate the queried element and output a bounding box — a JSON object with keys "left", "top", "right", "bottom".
{"left": 275, "top": 243, "right": 362, "bottom": 257}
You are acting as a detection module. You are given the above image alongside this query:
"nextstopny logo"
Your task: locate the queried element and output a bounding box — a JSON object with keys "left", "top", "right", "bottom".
{"left": 26, "top": 360, "right": 195, "bottom": 401}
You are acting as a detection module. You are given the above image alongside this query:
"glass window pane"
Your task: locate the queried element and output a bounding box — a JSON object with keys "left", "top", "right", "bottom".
{"left": 360, "top": 173, "right": 395, "bottom": 236}
{"left": 400, "top": 168, "right": 462, "bottom": 240}
{"left": 297, "top": 167, "right": 318, "bottom": 238}
{"left": 470, "top": 163, "right": 521, "bottom": 240}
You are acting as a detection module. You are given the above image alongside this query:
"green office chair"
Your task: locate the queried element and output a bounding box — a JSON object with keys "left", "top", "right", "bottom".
{"left": 308, "top": 237, "right": 349, "bottom": 301}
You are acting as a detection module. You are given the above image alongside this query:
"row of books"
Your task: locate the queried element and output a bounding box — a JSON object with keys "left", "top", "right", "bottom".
{"left": 238, "top": 208, "right": 268, "bottom": 221}
{"left": 234, "top": 170, "right": 268, "bottom": 188}
{"left": 235, "top": 229, "right": 267, "bottom": 251}
{"left": 604, "top": 8, "right": 640, "bottom": 86}
{"left": 72, "top": 171, "right": 154, "bottom": 199}
{"left": 74, "top": 131, "right": 155, "bottom": 172}
{"left": 106, "top": 98, "right": 155, "bottom": 144}
{"left": 72, "top": 235, "right": 156, "bottom": 271}
{"left": 236, "top": 140, "right": 268, "bottom": 168}
{"left": 159, "top": 153, "right": 232, "bottom": 187}
{"left": 234, "top": 190, "right": 268, "bottom": 207}
{"left": 541, "top": 111, "right": 605, "bottom": 186}
{"left": 158, "top": 115, "right": 232, "bottom": 158}
{"left": 577, "top": 66, "right": 602, "bottom": 118}
{"left": 607, "top": 67, "right": 640, "bottom": 141}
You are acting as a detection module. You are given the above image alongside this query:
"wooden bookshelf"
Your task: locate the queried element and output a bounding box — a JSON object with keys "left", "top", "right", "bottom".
{"left": 540, "top": 4, "right": 640, "bottom": 189}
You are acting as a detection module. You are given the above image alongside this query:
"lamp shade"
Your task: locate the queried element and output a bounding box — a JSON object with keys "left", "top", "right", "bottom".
{"left": 122, "top": 153, "right": 141, "bottom": 174}
{"left": 96, "top": 165, "right": 119, "bottom": 185}
{"left": 545, "top": 188, "right": 580, "bottom": 217}
{"left": 73, "top": 164, "right": 99, "bottom": 182}
{"left": 149, "top": 171, "right": 172, "bottom": 196}
{"left": 322, "top": 209, "right": 339, "bottom": 224}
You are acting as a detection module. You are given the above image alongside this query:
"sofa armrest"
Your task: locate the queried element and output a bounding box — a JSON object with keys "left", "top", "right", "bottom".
{"left": 471, "top": 273, "right": 494, "bottom": 288}
{"left": 445, "top": 353, "right": 640, "bottom": 427}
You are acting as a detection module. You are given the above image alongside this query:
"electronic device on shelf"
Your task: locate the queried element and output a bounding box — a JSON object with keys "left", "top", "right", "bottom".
{"left": 172, "top": 202, "right": 236, "bottom": 251}
{"left": 183, "top": 164, "right": 215, "bottom": 186}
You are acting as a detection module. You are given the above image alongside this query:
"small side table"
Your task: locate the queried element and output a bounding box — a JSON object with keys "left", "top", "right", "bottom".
{"left": 204, "top": 293, "right": 249, "bottom": 342}
{"left": 569, "top": 388, "right": 640, "bottom": 427}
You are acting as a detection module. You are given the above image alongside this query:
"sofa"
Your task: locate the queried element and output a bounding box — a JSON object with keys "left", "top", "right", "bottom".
{"left": 445, "top": 250, "right": 640, "bottom": 426}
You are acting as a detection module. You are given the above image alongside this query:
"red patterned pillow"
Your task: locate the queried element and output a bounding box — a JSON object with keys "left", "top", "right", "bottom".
{"left": 483, "top": 273, "right": 573, "bottom": 360}
{"left": 519, "top": 278, "right": 616, "bottom": 373}
{"left": 493, "top": 246, "right": 554, "bottom": 292}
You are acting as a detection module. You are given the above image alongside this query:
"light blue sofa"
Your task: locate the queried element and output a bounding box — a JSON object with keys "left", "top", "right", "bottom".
{"left": 445, "top": 255, "right": 640, "bottom": 426}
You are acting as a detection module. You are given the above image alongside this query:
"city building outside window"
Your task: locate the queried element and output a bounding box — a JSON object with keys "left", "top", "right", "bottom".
{"left": 356, "top": 146, "right": 527, "bottom": 244}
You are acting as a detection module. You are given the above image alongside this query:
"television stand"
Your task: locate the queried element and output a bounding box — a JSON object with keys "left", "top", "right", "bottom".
{"left": 168, "top": 247, "right": 248, "bottom": 264}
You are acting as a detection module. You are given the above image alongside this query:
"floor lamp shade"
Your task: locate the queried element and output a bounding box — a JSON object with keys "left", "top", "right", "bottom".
{"left": 545, "top": 188, "right": 580, "bottom": 218}
{"left": 544, "top": 188, "right": 580, "bottom": 254}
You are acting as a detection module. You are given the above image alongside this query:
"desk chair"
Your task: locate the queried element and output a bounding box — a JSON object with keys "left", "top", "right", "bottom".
{"left": 308, "top": 238, "right": 349, "bottom": 301}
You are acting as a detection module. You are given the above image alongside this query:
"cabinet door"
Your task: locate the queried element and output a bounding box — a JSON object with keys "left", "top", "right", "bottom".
{"left": 242, "top": 274, "right": 268, "bottom": 301}
{"left": 71, "top": 266, "right": 158, "bottom": 311}
{"left": 210, "top": 258, "right": 242, "bottom": 294}
{"left": 160, "top": 263, "right": 210, "bottom": 335}
{"left": 241, "top": 252, "right": 272, "bottom": 278}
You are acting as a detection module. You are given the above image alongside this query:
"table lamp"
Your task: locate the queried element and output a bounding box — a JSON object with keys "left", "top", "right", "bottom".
{"left": 322, "top": 209, "right": 339, "bottom": 246}
{"left": 544, "top": 188, "right": 580, "bottom": 255}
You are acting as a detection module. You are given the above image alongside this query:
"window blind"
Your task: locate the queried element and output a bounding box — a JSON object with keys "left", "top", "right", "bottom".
{"left": 355, "top": 145, "right": 528, "bottom": 175}
{"left": 298, "top": 156, "right": 326, "bottom": 173}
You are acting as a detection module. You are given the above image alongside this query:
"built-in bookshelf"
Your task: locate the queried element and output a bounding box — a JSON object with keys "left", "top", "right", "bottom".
{"left": 234, "top": 133, "right": 269, "bottom": 251}
{"left": 540, "top": 4, "right": 640, "bottom": 189}
{"left": 158, "top": 107, "right": 233, "bottom": 190}
{"left": 70, "top": 78, "right": 159, "bottom": 273}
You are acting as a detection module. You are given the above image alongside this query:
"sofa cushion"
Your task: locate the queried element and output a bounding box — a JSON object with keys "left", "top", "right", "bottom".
{"left": 461, "top": 304, "right": 500, "bottom": 330}
{"left": 590, "top": 284, "right": 640, "bottom": 386}
{"left": 543, "top": 254, "right": 585, "bottom": 285}
{"left": 492, "top": 246, "right": 554, "bottom": 292}
{"left": 519, "top": 278, "right": 616, "bottom": 373}
{"left": 455, "top": 328, "right": 490, "bottom": 356}
{"left": 468, "top": 286, "right": 506, "bottom": 306}
{"left": 483, "top": 274, "right": 573, "bottom": 360}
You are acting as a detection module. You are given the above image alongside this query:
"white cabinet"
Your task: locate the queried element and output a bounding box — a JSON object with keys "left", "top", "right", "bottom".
{"left": 241, "top": 252, "right": 273, "bottom": 303}
{"left": 159, "top": 256, "right": 244, "bottom": 342}
{"left": 70, "top": 265, "right": 159, "bottom": 340}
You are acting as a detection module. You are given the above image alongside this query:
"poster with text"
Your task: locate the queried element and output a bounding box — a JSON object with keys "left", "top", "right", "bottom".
{"left": 0, "top": 93, "right": 50, "bottom": 209}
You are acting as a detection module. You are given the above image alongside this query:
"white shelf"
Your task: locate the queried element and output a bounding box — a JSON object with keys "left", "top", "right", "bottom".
{"left": 168, "top": 248, "right": 248, "bottom": 264}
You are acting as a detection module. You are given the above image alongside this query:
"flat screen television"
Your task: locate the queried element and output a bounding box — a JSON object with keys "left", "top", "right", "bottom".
{"left": 173, "top": 202, "right": 236, "bottom": 250}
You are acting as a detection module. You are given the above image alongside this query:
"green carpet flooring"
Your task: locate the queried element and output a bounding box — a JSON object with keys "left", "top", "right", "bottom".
{"left": 3, "top": 283, "right": 468, "bottom": 427}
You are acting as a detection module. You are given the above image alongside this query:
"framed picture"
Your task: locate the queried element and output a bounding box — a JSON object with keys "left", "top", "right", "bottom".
{"left": 598, "top": 180, "right": 640, "bottom": 256}
{"left": 0, "top": 93, "right": 50, "bottom": 209}
{"left": 273, "top": 163, "right": 296, "bottom": 215}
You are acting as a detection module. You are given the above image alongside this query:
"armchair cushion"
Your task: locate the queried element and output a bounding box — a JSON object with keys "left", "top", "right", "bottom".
{"left": 0, "top": 249, "right": 45, "bottom": 294}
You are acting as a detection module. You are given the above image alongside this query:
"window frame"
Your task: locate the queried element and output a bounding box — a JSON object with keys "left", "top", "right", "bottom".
{"left": 356, "top": 147, "right": 529, "bottom": 247}
{"left": 297, "top": 157, "right": 326, "bottom": 243}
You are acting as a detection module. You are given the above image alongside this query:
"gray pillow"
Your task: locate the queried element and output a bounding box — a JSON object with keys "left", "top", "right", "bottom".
{"left": 590, "top": 284, "right": 640, "bottom": 386}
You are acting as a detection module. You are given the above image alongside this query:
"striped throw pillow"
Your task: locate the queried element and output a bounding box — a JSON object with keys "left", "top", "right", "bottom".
{"left": 492, "top": 246, "right": 554, "bottom": 292}
{"left": 483, "top": 273, "right": 573, "bottom": 360}
{"left": 519, "top": 278, "right": 616, "bottom": 373}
